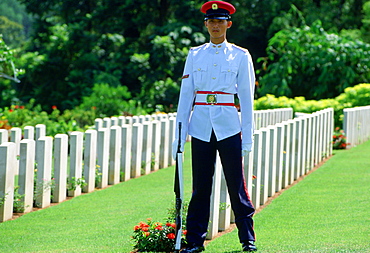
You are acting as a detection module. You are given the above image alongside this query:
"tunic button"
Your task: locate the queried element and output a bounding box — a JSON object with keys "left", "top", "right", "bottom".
{"left": 216, "top": 51, "right": 219, "bottom": 54}
{"left": 198, "top": 68, "right": 201, "bottom": 71}
{"left": 228, "top": 69, "right": 231, "bottom": 72}
{"left": 214, "top": 64, "right": 217, "bottom": 66}
{"left": 212, "top": 77, "right": 216, "bottom": 80}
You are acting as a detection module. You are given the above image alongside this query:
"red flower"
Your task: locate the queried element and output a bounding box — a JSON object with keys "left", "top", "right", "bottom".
{"left": 134, "top": 225, "right": 140, "bottom": 231}
{"left": 142, "top": 227, "right": 149, "bottom": 232}
{"left": 252, "top": 175, "right": 257, "bottom": 180}
{"left": 9, "top": 109, "right": 13, "bottom": 112}
{"left": 52, "top": 105, "right": 57, "bottom": 110}
{"left": 20, "top": 106, "right": 25, "bottom": 109}
{"left": 170, "top": 223, "right": 176, "bottom": 229}
{"left": 183, "top": 230, "right": 187, "bottom": 235}
{"left": 139, "top": 222, "right": 149, "bottom": 228}
{"left": 144, "top": 232, "right": 150, "bottom": 237}
{"left": 15, "top": 105, "right": 19, "bottom": 109}
{"left": 155, "top": 226, "right": 163, "bottom": 230}
{"left": 166, "top": 233, "right": 175, "bottom": 239}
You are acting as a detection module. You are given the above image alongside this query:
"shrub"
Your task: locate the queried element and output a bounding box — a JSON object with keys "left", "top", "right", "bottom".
{"left": 132, "top": 201, "right": 188, "bottom": 252}
{"left": 132, "top": 219, "right": 181, "bottom": 252}
{"left": 0, "top": 101, "right": 84, "bottom": 136}
{"left": 79, "top": 83, "right": 140, "bottom": 117}
{"left": 258, "top": 18, "right": 370, "bottom": 100}
{"left": 336, "top": 83, "right": 370, "bottom": 107}
{"left": 254, "top": 83, "right": 370, "bottom": 128}
{"left": 332, "top": 127, "right": 349, "bottom": 149}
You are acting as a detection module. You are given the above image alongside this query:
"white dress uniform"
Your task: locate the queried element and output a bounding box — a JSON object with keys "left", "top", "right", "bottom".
{"left": 175, "top": 40, "right": 255, "bottom": 151}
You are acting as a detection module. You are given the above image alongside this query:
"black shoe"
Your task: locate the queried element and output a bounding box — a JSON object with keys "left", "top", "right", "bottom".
{"left": 181, "top": 244, "right": 205, "bottom": 253}
{"left": 242, "top": 241, "right": 257, "bottom": 251}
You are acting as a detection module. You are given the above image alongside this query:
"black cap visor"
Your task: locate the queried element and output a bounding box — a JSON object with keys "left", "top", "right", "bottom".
{"left": 204, "top": 8, "right": 231, "bottom": 20}
{"left": 204, "top": 14, "right": 230, "bottom": 20}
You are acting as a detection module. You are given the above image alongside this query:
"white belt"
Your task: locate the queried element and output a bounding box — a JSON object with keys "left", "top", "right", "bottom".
{"left": 195, "top": 91, "right": 235, "bottom": 106}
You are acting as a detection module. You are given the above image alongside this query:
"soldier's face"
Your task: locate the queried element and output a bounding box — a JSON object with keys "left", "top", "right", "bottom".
{"left": 204, "top": 19, "right": 232, "bottom": 42}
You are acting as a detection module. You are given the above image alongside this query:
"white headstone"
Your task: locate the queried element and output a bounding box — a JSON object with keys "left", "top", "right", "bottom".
{"left": 0, "top": 142, "right": 16, "bottom": 222}
{"left": 83, "top": 130, "right": 97, "bottom": 193}
{"left": 23, "top": 126, "right": 35, "bottom": 140}
{"left": 35, "top": 136, "right": 53, "bottom": 208}
{"left": 131, "top": 123, "right": 143, "bottom": 178}
{"left": 159, "top": 119, "right": 170, "bottom": 169}
{"left": 68, "top": 132, "right": 84, "bottom": 197}
{"left": 252, "top": 130, "right": 262, "bottom": 209}
{"left": 97, "top": 128, "right": 109, "bottom": 188}
{"left": 151, "top": 120, "right": 161, "bottom": 171}
{"left": 142, "top": 122, "right": 153, "bottom": 175}
{"left": 121, "top": 124, "right": 132, "bottom": 181}
{"left": 109, "top": 126, "right": 121, "bottom": 185}
{"left": 207, "top": 152, "right": 222, "bottom": 240}
{"left": 18, "top": 139, "right": 35, "bottom": 213}
{"left": 53, "top": 134, "right": 68, "bottom": 203}
{"left": 0, "top": 129, "right": 8, "bottom": 144}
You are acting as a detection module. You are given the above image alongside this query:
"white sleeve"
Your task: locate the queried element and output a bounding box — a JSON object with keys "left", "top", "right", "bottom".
{"left": 175, "top": 51, "right": 195, "bottom": 142}
{"left": 237, "top": 52, "right": 255, "bottom": 146}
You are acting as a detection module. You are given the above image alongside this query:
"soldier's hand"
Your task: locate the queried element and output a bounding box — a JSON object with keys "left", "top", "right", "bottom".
{"left": 241, "top": 143, "right": 252, "bottom": 157}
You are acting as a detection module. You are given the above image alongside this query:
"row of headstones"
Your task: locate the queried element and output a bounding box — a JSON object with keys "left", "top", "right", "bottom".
{"left": 95, "top": 107, "right": 294, "bottom": 131}
{"left": 0, "top": 108, "right": 293, "bottom": 222}
{"left": 0, "top": 116, "right": 178, "bottom": 222}
{"left": 206, "top": 108, "right": 334, "bottom": 239}
{"left": 254, "top": 108, "right": 293, "bottom": 130}
{"left": 343, "top": 105, "right": 370, "bottom": 148}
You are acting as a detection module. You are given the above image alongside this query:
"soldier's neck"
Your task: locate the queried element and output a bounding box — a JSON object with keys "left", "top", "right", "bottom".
{"left": 210, "top": 37, "right": 226, "bottom": 45}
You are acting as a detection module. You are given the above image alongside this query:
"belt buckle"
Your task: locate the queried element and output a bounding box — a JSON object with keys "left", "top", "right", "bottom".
{"left": 206, "top": 94, "right": 217, "bottom": 104}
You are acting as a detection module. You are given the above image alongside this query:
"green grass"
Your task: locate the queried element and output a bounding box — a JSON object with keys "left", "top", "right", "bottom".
{"left": 0, "top": 145, "right": 194, "bottom": 253}
{"left": 207, "top": 141, "right": 370, "bottom": 252}
{"left": 1, "top": 141, "right": 370, "bottom": 252}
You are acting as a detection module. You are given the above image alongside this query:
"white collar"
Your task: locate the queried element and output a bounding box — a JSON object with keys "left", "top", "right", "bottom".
{"left": 209, "top": 40, "right": 228, "bottom": 49}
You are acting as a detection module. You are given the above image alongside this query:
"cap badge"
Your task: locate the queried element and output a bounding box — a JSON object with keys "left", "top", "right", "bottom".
{"left": 212, "top": 3, "right": 218, "bottom": 10}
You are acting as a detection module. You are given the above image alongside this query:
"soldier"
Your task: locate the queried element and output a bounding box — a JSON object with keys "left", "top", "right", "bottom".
{"left": 173, "top": 1, "right": 257, "bottom": 252}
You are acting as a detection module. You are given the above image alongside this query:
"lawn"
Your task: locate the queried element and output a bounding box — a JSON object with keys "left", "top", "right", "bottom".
{"left": 0, "top": 143, "right": 193, "bottom": 253}
{"left": 207, "top": 141, "right": 370, "bottom": 252}
{"left": 1, "top": 140, "right": 369, "bottom": 252}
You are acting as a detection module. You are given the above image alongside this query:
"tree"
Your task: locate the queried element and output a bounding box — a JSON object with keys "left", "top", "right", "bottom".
{"left": 0, "top": 16, "right": 24, "bottom": 48}
{"left": 257, "top": 18, "right": 370, "bottom": 99}
{"left": 10, "top": 0, "right": 370, "bottom": 113}
{"left": 0, "top": 36, "right": 21, "bottom": 83}
{"left": 0, "top": 35, "right": 23, "bottom": 107}
{"left": 15, "top": 0, "right": 207, "bottom": 112}
{"left": 0, "top": 0, "right": 33, "bottom": 47}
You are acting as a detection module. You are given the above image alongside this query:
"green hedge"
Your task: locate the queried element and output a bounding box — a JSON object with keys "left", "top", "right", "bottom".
{"left": 1, "top": 83, "right": 369, "bottom": 136}
{"left": 254, "top": 83, "right": 370, "bottom": 127}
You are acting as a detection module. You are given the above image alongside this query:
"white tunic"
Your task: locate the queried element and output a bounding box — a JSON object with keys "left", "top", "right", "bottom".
{"left": 175, "top": 40, "right": 255, "bottom": 147}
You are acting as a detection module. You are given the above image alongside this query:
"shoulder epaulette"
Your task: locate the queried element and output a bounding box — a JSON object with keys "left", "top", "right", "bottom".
{"left": 231, "top": 44, "right": 250, "bottom": 53}
{"left": 190, "top": 43, "right": 208, "bottom": 51}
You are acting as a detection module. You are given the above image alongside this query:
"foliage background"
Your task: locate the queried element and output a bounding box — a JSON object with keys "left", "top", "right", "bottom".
{"left": 1, "top": 0, "right": 370, "bottom": 116}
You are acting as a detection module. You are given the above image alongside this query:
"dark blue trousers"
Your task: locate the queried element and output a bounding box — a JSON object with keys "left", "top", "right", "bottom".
{"left": 186, "top": 131, "right": 256, "bottom": 246}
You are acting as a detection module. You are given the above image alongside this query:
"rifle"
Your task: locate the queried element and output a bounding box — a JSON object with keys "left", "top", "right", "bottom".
{"left": 174, "top": 122, "right": 184, "bottom": 253}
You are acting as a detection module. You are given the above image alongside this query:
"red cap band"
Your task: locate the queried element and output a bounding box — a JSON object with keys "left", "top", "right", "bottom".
{"left": 200, "top": 1, "right": 236, "bottom": 15}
